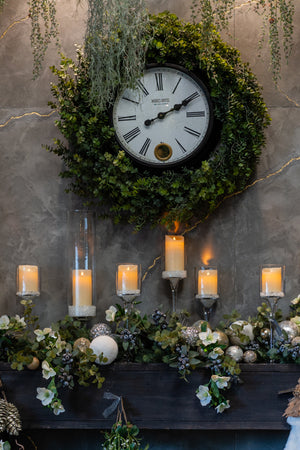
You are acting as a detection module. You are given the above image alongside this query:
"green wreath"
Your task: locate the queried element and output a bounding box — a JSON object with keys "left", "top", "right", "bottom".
{"left": 47, "top": 13, "right": 270, "bottom": 230}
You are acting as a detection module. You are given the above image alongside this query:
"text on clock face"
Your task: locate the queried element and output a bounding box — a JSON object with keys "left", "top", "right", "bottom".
{"left": 112, "top": 65, "right": 213, "bottom": 167}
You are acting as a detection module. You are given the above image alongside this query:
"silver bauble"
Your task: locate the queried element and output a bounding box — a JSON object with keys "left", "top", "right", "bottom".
{"left": 73, "top": 337, "right": 91, "bottom": 352}
{"left": 192, "top": 320, "right": 211, "bottom": 331}
{"left": 214, "top": 330, "right": 229, "bottom": 348}
{"left": 260, "top": 328, "right": 270, "bottom": 340}
{"left": 225, "top": 345, "right": 244, "bottom": 362}
{"left": 90, "top": 323, "right": 112, "bottom": 339}
{"left": 291, "top": 336, "right": 300, "bottom": 347}
{"left": 279, "top": 320, "right": 298, "bottom": 340}
{"left": 181, "top": 327, "right": 199, "bottom": 346}
{"left": 243, "top": 350, "right": 257, "bottom": 363}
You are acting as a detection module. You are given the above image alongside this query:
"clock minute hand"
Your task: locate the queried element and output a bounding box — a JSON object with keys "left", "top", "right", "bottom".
{"left": 144, "top": 93, "right": 198, "bottom": 126}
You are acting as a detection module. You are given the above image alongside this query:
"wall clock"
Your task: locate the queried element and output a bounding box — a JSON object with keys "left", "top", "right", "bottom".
{"left": 112, "top": 63, "right": 214, "bottom": 168}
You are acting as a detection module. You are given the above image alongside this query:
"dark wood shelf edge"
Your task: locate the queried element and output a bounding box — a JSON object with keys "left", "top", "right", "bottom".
{"left": 0, "top": 362, "right": 298, "bottom": 430}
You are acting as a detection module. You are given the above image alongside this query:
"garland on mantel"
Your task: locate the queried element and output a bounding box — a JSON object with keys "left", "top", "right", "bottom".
{"left": 0, "top": 296, "right": 299, "bottom": 418}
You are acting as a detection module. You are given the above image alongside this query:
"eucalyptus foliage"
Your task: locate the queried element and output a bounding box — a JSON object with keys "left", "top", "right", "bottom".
{"left": 47, "top": 12, "right": 270, "bottom": 230}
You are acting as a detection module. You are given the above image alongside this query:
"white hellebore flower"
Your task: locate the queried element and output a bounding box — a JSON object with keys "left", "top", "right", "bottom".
{"left": 105, "top": 305, "right": 117, "bottom": 322}
{"left": 36, "top": 387, "right": 55, "bottom": 406}
{"left": 291, "top": 316, "right": 300, "bottom": 332}
{"left": 211, "top": 375, "right": 231, "bottom": 389}
{"left": 215, "top": 400, "right": 230, "bottom": 413}
{"left": 198, "top": 330, "right": 219, "bottom": 346}
{"left": 14, "top": 315, "right": 26, "bottom": 327}
{"left": 196, "top": 385, "right": 212, "bottom": 406}
{"left": 34, "top": 327, "right": 53, "bottom": 342}
{"left": 42, "top": 360, "right": 56, "bottom": 379}
{"left": 0, "top": 315, "right": 10, "bottom": 330}
{"left": 52, "top": 401, "right": 65, "bottom": 416}
{"left": 208, "top": 347, "right": 224, "bottom": 359}
{"left": 291, "top": 295, "right": 300, "bottom": 305}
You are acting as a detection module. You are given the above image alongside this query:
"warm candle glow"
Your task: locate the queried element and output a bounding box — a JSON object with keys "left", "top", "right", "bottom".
{"left": 197, "top": 268, "right": 218, "bottom": 297}
{"left": 117, "top": 264, "right": 139, "bottom": 294}
{"left": 72, "top": 269, "right": 92, "bottom": 306}
{"left": 261, "top": 267, "right": 283, "bottom": 295}
{"left": 17, "top": 265, "right": 39, "bottom": 295}
{"left": 165, "top": 235, "right": 185, "bottom": 272}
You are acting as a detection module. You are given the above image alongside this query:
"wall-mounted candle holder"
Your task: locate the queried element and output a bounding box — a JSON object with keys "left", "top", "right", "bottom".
{"left": 195, "top": 266, "right": 219, "bottom": 322}
{"left": 162, "top": 235, "right": 187, "bottom": 313}
{"left": 260, "top": 264, "right": 285, "bottom": 351}
{"left": 68, "top": 210, "right": 96, "bottom": 319}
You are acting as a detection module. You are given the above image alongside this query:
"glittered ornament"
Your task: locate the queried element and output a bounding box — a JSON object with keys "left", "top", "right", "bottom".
{"left": 214, "top": 330, "right": 229, "bottom": 348}
{"left": 90, "top": 335, "right": 118, "bottom": 365}
{"left": 181, "top": 327, "right": 200, "bottom": 346}
{"left": 292, "top": 336, "right": 300, "bottom": 347}
{"left": 243, "top": 350, "right": 257, "bottom": 363}
{"left": 90, "top": 323, "right": 112, "bottom": 339}
{"left": 260, "top": 328, "right": 270, "bottom": 340}
{"left": 26, "top": 356, "right": 40, "bottom": 370}
{"left": 225, "top": 345, "right": 244, "bottom": 362}
{"left": 193, "top": 320, "right": 211, "bottom": 331}
{"left": 73, "top": 337, "right": 91, "bottom": 352}
{"left": 279, "top": 321, "right": 299, "bottom": 340}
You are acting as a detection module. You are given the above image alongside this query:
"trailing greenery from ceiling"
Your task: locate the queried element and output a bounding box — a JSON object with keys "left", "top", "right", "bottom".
{"left": 28, "top": 0, "right": 60, "bottom": 79}
{"left": 191, "top": 0, "right": 295, "bottom": 84}
{"left": 46, "top": 12, "right": 270, "bottom": 230}
{"left": 85, "top": 0, "right": 151, "bottom": 111}
{"left": 0, "top": 0, "right": 295, "bottom": 84}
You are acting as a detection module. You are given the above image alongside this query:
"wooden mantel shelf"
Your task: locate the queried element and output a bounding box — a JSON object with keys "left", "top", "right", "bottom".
{"left": 0, "top": 363, "right": 299, "bottom": 430}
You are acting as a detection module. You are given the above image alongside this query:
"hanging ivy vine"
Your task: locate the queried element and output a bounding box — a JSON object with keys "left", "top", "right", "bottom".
{"left": 46, "top": 12, "right": 270, "bottom": 230}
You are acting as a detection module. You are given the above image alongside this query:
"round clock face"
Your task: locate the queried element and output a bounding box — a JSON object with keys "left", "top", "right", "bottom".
{"left": 112, "top": 63, "right": 214, "bottom": 168}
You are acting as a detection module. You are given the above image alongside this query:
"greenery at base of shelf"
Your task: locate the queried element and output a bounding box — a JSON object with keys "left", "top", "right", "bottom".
{"left": 0, "top": 295, "right": 299, "bottom": 417}
{"left": 47, "top": 12, "right": 270, "bottom": 230}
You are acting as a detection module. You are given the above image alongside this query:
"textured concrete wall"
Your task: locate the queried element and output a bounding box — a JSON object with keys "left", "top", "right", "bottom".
{"left": 1, "top": 0, "right": 300, "bottom": 330}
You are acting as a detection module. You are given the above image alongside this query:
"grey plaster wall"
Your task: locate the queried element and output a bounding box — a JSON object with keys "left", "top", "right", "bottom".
{"left": 1, "top": 1, "right": 300, "bottom": 329}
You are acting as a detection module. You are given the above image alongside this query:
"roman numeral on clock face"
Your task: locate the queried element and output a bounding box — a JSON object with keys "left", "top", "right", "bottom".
{"left": 172, "top": 77, "right": 182, "bottom": 94}
{"left": 122, "top": 96, "right": 139, "bottom": 105}
{"left": 155, "top": 73, "right": 163, "bottom": 91}
{"left": 183, "top": 91, "right": 200, "bottom": 104}
{"left": 123, "top": 127, "right": 141, "bottom": 143}
{"left": 175, "top": 138, "right": 187, "bottom": 153}
{"left": 139, "top": 138, "right": 151, "bottom": 156}
{"left": 118, "top": 115, "right": 136, "bottom": 121}
{"left": 136, "top": 80, "right": 149, "bottom": 96}
{"left": 184, "top": 126, "right": 201, "bottom": 138}
{"left": 186, "top": 111, "right": 205, "bottom": 118}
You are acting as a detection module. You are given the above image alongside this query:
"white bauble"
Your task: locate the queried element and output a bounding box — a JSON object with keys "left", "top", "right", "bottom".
{"left": 225, "top": 345, "right": 244, "bottom": 362}
{"left": 90, "top": 335, "right": 118, "bottom": 365}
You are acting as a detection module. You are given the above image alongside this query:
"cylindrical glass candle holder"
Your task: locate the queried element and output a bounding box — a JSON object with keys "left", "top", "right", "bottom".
{"left": 16, "top": 265, "right": 40, "bottom": 298}
{"left": 68, "top": 210, "right": 96, "bottom": 318}
{"left": 116, "top": 263, "right": 141, "bottom": 297}
{"left": 260, "top": 264, "right": 285, "bottom": 298}
{"left": 195, "top": 266, "right": 219, "bottom": 299}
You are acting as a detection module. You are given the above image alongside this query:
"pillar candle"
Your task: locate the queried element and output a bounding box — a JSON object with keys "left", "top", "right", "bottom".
{"left": 261, "top": 267, "right": 282, "bottom": 295}
{"left": 72, "top": 269, "right": 92, "bottom": 306}
{"left": 117, "top": 264, "right": 138, "bottom": 293}
{"left": 198, "top": 268, "right": 218, "bottom": 296}
{"left": 165, "top": 235, "right": 185, "bottom": 272}
{"left": 18, "top": 265, "right": 39, "bottom": 294}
